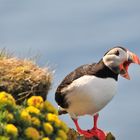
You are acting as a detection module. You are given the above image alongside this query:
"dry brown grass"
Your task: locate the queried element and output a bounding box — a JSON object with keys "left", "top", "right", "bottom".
{"left": 0, "top": 50, "right": 52, "bottom": 104}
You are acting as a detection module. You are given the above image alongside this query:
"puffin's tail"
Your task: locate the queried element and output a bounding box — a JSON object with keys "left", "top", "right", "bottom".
{"left": 58, "top": 106, "right": 68, "bottom": 115}
{"left": 58, "top": 110, "right": 68, "bottom": 115}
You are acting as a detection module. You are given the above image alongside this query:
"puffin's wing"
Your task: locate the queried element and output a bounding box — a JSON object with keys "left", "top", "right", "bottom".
{"left": 55, "top": 63, "right": 96, "bottom": 108}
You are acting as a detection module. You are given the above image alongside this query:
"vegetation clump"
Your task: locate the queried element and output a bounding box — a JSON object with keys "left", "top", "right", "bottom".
{"left": 0, "top": 50, "right": 52, "bottom": 104}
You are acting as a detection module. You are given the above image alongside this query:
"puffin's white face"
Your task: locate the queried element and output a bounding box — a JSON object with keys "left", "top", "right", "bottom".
{"left": 103, "top": 47, "right": 127, "bottom": 68}
{"left": 103, "top": 47, "right": 140, "bottom": 79}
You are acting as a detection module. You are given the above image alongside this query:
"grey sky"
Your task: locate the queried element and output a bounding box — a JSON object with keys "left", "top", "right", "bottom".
{"left": 0, "top": 1, "right": 140, "bottom": 139}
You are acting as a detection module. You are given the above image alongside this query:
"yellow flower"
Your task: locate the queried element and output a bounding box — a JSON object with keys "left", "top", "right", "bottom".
{"left": 57, "top": 130, "right": 67, "bottom": 140}
{"left": 20, "top": 110, "right": 31, "bottom": 123}
{"left": 27, "top": 96, "right": 44, "bottom": 109}
{"left": 6, "top": 113, "right": 14, "bottom": 122}
{"left": 26, "top": 106, "right": 40, "bottom": 114}
{"left": 5, "top": 124, "right": 18, "bottom": 137}
{"left": 46, "top": 113, "right": 63, "bottom": 128}
{"left": 0, "top": 92, "right": 15, "bottom": 106}
{"left": 31, "top": 117, "right": 41, "bottom": 126}
{"left": 43, "top": 122, "right": 54, "bottom": 135}
{"left": 55, "top": 137, "right": 63, "bottom": 140}
{"left": 25, "top": 127, "right": 40, "bottom": 140}
{"left": 46, "top": 113, "right": 59, "bottom": 122}
{"left": 0, "top": 136, "right": 10, "bottom": 140}
{"left": 46, "top": 113, "right": 68, "bottom": 132}
{"left": 54, "top": 119, "right": 61, "bottom": 128}
{"left": 44, "top": 101, "right": 58, "bottom": 114}
{"left": 60, "top": 121, "right": 69, "bottom": 133}
{"left": 42, "top": 137, "right": 50, "bottom": 140}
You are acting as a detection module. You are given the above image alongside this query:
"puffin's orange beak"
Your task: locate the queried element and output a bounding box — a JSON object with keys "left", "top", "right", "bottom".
{"left": 119, "top": 51, "right": 140, "bottom": 80}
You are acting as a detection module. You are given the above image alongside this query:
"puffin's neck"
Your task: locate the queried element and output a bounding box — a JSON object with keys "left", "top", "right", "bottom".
{"left": 95, "top": 59, "right": 119, "bottom": 81}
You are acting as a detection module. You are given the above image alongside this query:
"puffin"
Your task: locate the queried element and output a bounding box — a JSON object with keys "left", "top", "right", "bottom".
{"left": 55, "top": 46, "right": 140, "bottom": 140}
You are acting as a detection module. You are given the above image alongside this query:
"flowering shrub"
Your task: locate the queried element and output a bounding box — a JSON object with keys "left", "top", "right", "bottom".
{"left": 0, "top": 92, "right": 69, "bottom": 140}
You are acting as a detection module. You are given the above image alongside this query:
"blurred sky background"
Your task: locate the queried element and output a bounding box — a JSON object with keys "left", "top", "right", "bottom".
{"left": 0, "top": 0, "right": 140, "bottom": 139}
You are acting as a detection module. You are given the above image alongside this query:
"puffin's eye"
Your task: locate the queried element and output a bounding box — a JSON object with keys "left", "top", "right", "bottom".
{"left": 115, "top": 50, "right": 119, "bottom": 56}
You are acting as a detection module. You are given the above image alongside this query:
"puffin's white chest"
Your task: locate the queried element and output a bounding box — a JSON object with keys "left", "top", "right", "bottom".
{"left": 64, "top": 75, "right": 117, "bottom": 116}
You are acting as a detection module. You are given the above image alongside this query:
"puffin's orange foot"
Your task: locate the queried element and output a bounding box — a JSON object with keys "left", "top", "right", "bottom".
{"left": 72, "top": 118, "right": 94, "bottom": 138}
{"left": 72, "top": 116, "right": 106, "bottom": 139}
{"left": 77, "top": 129, "right": 95, "bottom": 138}
{"left": 89, "top": 128, "right": 106, "bottom": 140}
{"left": 77, "top": 128, "right": 106, "bottom": 139}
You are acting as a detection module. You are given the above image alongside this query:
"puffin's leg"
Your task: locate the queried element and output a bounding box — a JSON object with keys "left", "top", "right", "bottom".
{"left": 90, "top": 113, "right": 106, "bottom": 140}
{"left": 93, "top": 113, "right": 99, "bottom": 129}
{"left": 72, "top": 118, "right": 93, "bottom": 138}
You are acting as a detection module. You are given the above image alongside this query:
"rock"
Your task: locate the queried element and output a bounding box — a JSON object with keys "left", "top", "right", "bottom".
{"left": 67, "top": 129, "right": 115, "bottom": 140}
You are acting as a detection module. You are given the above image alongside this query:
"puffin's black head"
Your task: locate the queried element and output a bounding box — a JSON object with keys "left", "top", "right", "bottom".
{"left": 103, "top": 46, "right": 140, "bottom": 79}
